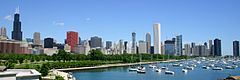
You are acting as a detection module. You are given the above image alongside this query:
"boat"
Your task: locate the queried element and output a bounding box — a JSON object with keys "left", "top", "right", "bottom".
{"left": 137, "top": 69, "right": 146, "bottom": 74}
{"left": 155, "top": 68, "right": 161, "bottom": 72}
{"left": 225, "top": 66, "right": 235, "bottom": 69}
{"left": 129, "top": 67, "right": 138, "bottom": 71}
{"left": 161, "top": 66, "right": 168, "bottom": 70}
{"left": 165, "top": 70, "right": 175, "bottom": 75}
{"left": 202, "top": 66, "right": 210, "bottom": 69}
{"left": 212, "top": 67, "right": 223, "bottom": 70}
{"left": 182, "top": 69, "right": 188, "bottom": 73}
{"left": 149, "top": 65, "right": 157, "bottom": 68}
{"left": 185, "top": 66, "right": 194, "bottom": 70}
{"left": 173, "top": 63, "right": 183, "bottom": 67}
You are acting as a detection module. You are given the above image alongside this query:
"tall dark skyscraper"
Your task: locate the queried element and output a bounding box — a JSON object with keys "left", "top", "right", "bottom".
{"left": 44, "top": 38, "right": 54, "bottom": 48}
{"left": 233, "top": 40, "right": 239, "bottom": 57}
{"left": 12, "top": 7, "right": 22, "bottom": 41}
{"left": 105, "top": 41, "right": 112, "bottom": 49}
{"left": 90, "top": 36, "right": 102, "bottom": 48}
{"left": 214, "top": 38, "right": 222, "bottom": 56}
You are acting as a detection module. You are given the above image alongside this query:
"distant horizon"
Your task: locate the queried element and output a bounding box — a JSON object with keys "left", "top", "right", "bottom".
{"left": 0, "top": 0, "right": 240, "bottom": 56}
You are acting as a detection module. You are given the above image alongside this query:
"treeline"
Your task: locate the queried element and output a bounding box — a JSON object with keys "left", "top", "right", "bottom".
{"left": 0, "top": 49, "right": 189, "bottom": 63}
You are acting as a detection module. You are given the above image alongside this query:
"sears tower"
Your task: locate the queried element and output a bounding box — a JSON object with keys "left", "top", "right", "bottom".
{"left": 12, "top": 7, "right": 22, "bottom": 41}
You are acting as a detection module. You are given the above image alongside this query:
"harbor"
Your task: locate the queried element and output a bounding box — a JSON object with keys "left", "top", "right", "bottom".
{"left": 71, "top": 57, "right": 240, "bottom": 80}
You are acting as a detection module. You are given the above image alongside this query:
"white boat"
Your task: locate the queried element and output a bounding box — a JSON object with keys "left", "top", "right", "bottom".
{"left": 155, "top": 69, "right": 161, "bottom": 72}
{"left": 202, "top": 66, "right": 210, "bottom": 69}
{"left": 173, "top": 63, "right": 183, "bottom": 67}
{"left": 138, "top": 66, "right": 146, "bottom": 70}
{"left": 182, "top": 69, "right": 188, "bottom": 73}
{"left": 185, "top": 66, "right": 194, "bottom": 70}
{"left": 161, "top": 67, "right": 168, "bottom": 70}
{"left": 149, "top": 65, "right": 157, "bottom": 68}
{"left": 165, "top": 70, "right": 175, "bottom": 75}
{"left": 212, "top": 67, "right": 223, "bottom": 70}
{"left": 129, "top": 67, "right": 138, "bottom": 71}
{"left": 137, "top": 69, "right": 146, "bottom": 74}
{"left": 225, "top": 66, "right": 235, "bottom": 69}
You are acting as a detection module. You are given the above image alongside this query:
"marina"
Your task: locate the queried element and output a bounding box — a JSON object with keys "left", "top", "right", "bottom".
{"left": 72, "top": 57, "right": 240, "bottom": 80}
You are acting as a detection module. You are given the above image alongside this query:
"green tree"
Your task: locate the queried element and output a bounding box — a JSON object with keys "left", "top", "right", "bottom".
{"left": 89, "top": 49, "right": 105, "bottom": 60}
{"left": 40, "top": 63, "right": 50, "bottom": 76}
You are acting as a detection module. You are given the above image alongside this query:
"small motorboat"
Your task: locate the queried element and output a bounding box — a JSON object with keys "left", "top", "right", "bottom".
{"left": 202, "top": 66, "right": 210, "bottom": 69}
{"left": 149, "top": 65, "right": 157, "bottom": 68}
{"left": 155, "top": 69, "right": 161, "bottom": 72}
{"left": 225, "top": 66, "right": 235, "bottom": 69}
{"left": 185, "top": 66, "right": 194, "bottom": 70}
{"left": 161, "top": 67, "right": 168, "bottom": 70}
{"left": 137, "top": 69, "right": 146, "bottom": 74}
{"left": 165, "top": 70, "right": 175, "bottom": 75}
{"left": 212, "top": 67, "right": 223, "bottom": 70}
{"left": 129, "top": 67, "right": 138, "bottom": 71}
{"left": 182, "top": 69, "right": 188, "bottom": 73}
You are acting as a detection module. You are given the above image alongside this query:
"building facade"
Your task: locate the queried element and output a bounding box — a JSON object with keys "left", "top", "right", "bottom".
{"left": 66, "top": 31, "right": 79, "bottom": 52}
{"left": 12, "top": 8, "right": 22, "bottom": 41}
{"left": 233, "top": 40, "right": 239, "bottom": 56}
{"left": 131, "top": 32, "right": 136, "bottom": 54}
{"left": 153, "top": 23, "right": 161, "bottom": 54}
{"left": 175, "top": 35, "right": 182, "bottom": 56}
{"left": 214, "top": 38, "right": 222, "bottom": 56}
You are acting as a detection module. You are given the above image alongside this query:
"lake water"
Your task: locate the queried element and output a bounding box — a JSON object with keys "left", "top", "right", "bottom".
{"left": 72, "top": 60, "right": 240, "bottom": 80}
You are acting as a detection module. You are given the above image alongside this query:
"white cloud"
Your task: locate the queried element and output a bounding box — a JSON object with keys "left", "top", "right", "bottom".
{"left": 53, "top": 21, "right": 65, "bottom": 26}
{"left": 85, "top": 18, "right": 91, "bottom": 21}
{"left": 4, "top": 15, "right": 13, "bottom": 21}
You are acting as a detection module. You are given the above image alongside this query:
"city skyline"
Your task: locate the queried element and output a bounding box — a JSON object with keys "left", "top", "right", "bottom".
{"left": 0, "top": 0, "right": 240, "bottom": 55}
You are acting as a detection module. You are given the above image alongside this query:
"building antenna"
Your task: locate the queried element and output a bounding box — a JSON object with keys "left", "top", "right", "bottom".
{"left": 15, "top": 6, "right": 20, "bottom": 14}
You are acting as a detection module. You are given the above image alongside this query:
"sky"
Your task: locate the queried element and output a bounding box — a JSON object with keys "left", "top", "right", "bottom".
{"left": 0, "top": 0, "right": 240, "bottom": 55}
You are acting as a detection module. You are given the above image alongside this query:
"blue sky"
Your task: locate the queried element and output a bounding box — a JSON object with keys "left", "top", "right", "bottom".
{"left": 0, "top": 0, "right": 240, "bottom": 55}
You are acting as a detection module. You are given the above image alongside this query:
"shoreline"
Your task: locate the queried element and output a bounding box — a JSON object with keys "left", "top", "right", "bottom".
{"left": 53, "top": 59, "right": 179, "bottom": 72}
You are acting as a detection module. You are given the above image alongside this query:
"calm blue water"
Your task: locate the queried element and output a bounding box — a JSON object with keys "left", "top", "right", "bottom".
{"left": 72, "top": 61, "right": 240, "bottom": 80}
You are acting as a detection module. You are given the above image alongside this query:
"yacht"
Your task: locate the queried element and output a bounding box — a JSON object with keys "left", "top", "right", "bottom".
{"left": 212, "top": 67, "right": 223, "bottom": 70}
{"left": 155, "top": 68, "right": 161, "bottom": 72}
{"left": 225, "top": 66, "right": 235, "bottom": 69}
{"left": 182, "top": 69, "right": 188, "bottom": 73}
{"left": 129, "top": 67, "right": 138, "bottom": 71}
{"left": 185, "top": 66, "right": 194, "bottom": 70}
{"left": 161, "top": 66, "right": 168, "bottom": 70}
{"left": 137, "top": 69, "right": 146, "bottom": 74}
{"left": 165, "top": 70, "right": 175, "bottom": 75}
{"left": 202, "top": 66, "right": 210, "bottom": 69}
{"left": 149, "top": 65, "right": 157, "bottom": 68}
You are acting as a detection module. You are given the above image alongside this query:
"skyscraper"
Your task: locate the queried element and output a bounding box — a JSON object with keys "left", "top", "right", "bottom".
{"left": 164, "top": 40, "right": 175, "bottom": 55}
{"left": 184, "top": 44, "right": 191, "bottom": 56}
{"left": 146, "top": 33, "right": 151, "bottom": 54}
{"left": 131, "top": 32, "right": 136, "bottom": 54}
{"left": 0, "top": 27, "right": 7, "bottom": 40}
{"left": 175, "top": 35, "right": 182, "bottom": 56}
{"left": 12, "top": 7, "right": 22, "bottom": 41}
{"left": 153, "top": 23, "right": 161, "bottom": 54}
{"left": 208, "top": 40, "right": 214, "bottom": 56}
{"left": 124, "top": 41, "right": 128, "bottom": 53}
{"left": 105, "top": 41, "right": 112, "bottom": 49}
{"left": 233, "top": 40, "right": 239, "bottom": 57}
{"left": 214, "top": 38, "right": 222, "bottom": 56}
{"left": 139, "top": 40, "right": 147, "bottom": 53}
{"left": 90, "top": 36, "right": 102, "bottom": 48}
{"left": 119, "top": 39, "right": 124, "bottom": 54}
{"left": 33, "top": 32, "right": 41, "bottom": 45}
{"left": 66, "top": 31, "right": 79, "bottom": 52}
{"left": 44, "top": 38, "right": 54, "bottom": 48}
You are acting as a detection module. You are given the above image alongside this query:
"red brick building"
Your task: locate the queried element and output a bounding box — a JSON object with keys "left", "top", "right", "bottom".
{"left": 66, "top": 31, "right": 79, "bottom": 52}
{"left": 0, "top": 40, "right": 32, "bottom": 54}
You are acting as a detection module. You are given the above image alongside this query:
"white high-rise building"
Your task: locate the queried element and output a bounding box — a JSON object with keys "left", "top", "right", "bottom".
{"left": 153, "top": 23, "right": 161, "bottom": 54}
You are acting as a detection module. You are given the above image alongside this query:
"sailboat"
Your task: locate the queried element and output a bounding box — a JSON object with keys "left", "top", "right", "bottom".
{"left": 137, "top": 53, "right": 146, "bottom": 74}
